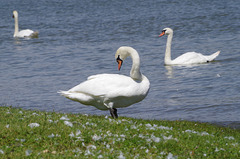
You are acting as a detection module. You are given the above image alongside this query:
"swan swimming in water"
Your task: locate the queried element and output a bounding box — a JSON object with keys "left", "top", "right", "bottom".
{"left": 159, "top": 28, "right": 220, "bottom": 65}
{"left": 58, "top": 46, "right": 150, "bottom": 118}
{"left": 12, "top": 10, "right": 38, "bottom": 38}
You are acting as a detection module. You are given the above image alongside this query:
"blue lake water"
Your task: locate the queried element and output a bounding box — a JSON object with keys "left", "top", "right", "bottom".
{"left": 0, "top": 0, "right": 240, "bottom": 128}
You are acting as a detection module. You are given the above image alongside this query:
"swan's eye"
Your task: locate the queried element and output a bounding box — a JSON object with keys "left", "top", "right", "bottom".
{"left": 116, "top": 55, "right": 122, "bottom": 62}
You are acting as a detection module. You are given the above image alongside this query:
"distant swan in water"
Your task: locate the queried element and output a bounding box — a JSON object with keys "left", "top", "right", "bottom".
{"left": 58, "top": 46, "right": 150, "bottom": 118}
{"left": 159, "top": 28, "right": 220, "bottom": 65}
{"left": 12, "top": 10, "right": 38, "bottom": 38}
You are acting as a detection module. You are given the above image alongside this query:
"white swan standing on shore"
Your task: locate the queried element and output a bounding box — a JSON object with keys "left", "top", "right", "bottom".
{"left": 58, "top": 46, "right": 150, "bottom": 118}
{"left": 159, "top": 28, "right": 220, "bottom": 65}
{"left": 12, "top": 10, "right": 38, "bottom": 38}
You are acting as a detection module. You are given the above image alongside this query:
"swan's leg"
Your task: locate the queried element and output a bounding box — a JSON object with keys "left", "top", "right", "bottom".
{"left": 110, "top": 108, "right": 118, "bottom": 119}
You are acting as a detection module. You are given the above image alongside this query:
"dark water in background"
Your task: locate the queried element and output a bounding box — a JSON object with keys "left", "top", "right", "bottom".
{"left": 0, "top": 0, "right": 240, "bottom": 128}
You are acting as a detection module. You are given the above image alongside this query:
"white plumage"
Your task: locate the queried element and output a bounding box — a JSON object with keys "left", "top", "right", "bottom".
{"left": 13, "top": 10, "right": 38, "bottom": 38}
{"left": 59, "top": 46, "right": 150, "bottom": 118}
{"left": 159, "top": 28, "right": 220, "bottom": 65}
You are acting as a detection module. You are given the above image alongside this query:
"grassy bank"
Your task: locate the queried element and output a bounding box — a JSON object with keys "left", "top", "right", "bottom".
{"left": 0, "top": 106, "right": 239, "bottom": 158}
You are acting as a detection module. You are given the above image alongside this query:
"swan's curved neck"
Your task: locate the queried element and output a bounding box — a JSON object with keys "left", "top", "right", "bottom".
{"left": 129, "top": 50, "right": 142, "bottom": 81}
{"left": 165, "top": 33, "right": 173, "bottom": 64}
{"left": 14, "top": 17, "right": 19, "bottom": 37}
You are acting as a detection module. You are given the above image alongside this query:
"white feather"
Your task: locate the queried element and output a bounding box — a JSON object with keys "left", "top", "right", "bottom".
{"left": 13, "top": 10, "right": 38, "bottom": 38}
{"left": 160, "top": 28, "right": 220, "bottom": 65}
{"left": 59, "top": 46, "right": 150, "bottom": 111}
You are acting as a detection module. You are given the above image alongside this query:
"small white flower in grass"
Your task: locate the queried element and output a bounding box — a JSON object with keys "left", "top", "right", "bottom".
{"left": 0, "top": 149, "right": 4, "bottom": 154}
{"left": 48, "top": 133, "right": 55, "bottom": 138}
{"left": 92, "top": 134, "right": 101, "bottom": 141}
{"left": 151, "top": 134, "right": 161, "bottom": 143}
{"left": 163, "top": 135, "right": 178, "bottom": 142}
{"left": 116, "top": 138, "right": 121, "bottom": 141}
{"left": 19, "top": 111, "right": 23, "bottom": 114}
{"left": 158, "top": 125, "right": 172, "bottom": 130}
{"left": 87, "top": 145, "right": 96, "bottom": 149}
{"left": 203, "top": 154, "right": 207, "bottom": 157}
{"left": 64, "top": 121, "right": 73, "bottom": 127}
{"left": 160, "top": 151, "right": 165, "bottom": 155}
{"left": 82, "top": 124, "right": 86, "bottom": 129}
{"left": 98, "top": 155, "right": 103, "bottom": 158}
{"left": 105, "top": 116, "right": 109, "bottom": 119}
{"left": 118, "top": 151, "right": 125, "bottom": 159}
{"left": 60, "top": 116, "right": 70, "bottom": 121}
{"left": 134, "top": 154, "right": 140, "bottom": 159}
{"left": 25, "top": 149, "right": 32, "bottom": 156}
{"left": 106, "top": 144, "right": 110, "bottom": 149}
{"left": 224, "top": 136, "right": 235, "bottom": 140}
{"left": 139, "top": 134, "right": 144, "bottom": 138}
{"left": 16, "top": 139, "right": 25, "bottom": 142}
{"left": 69, "top": 132, "right": 75, "bottom": 137}
{"left": 163, "top": 135, "right": 173, "bottom": 140}
{"left": 145, "top": 149, "right": 149, "bottom": 153}
{"left": 215, "top": 147, "right": 225, "bottom": 152}
{"left": 131, "top": 125, "right": 137, "bottom": 129}
{"left": 201, "top": 132, "right": 209, "bottom": 136}
{"left": 76, "top": 129, "right": 81, "bottom": 136}
{"left": 28, "top": 123, "right": 40, "bottom": 128}
{"left": 48, "top": 119, "right": 53, "bottom": 123}
{"left": 232, "top": 143, "right": 238, "bottom": 146}
{"left": 107, "top": 131, "right": 112, "bottom": 136}
{"left": 185, "top": 129, "right": 197, "bottom": 134}
{"left": 145, "top": 123, "right": 152, "bottom": 128}
{"left": 120, "top": 134, "right": 126, "bottom": 138}
{"left": 145, "top": 123, "right": 155, "bottom": 130}
{"left": 85, "top": 149, "right": 92, "bottom": 156}
{"left": 184, "top": 130, "right": 212, "bottom": 136}
{"left": 86, "top": 122, "right": 97, "bottom": 127}
{"left": 6, "top": 124, "right": 9, "bottom": 128}
{"left": 72, "top": 148, "right": 82, "bottom": 153}
{"left": 32, "top": 113, "right": 38, "bottom": 116}
{"left": 140, "top": 146, "right": 146, "bottom": 149}
{"left": 167, "top": 153, "right": 177, "bottom": 159}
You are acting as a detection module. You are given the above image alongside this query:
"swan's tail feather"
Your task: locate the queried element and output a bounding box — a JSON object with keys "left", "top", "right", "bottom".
{"left": 58, "top": 90, "right": 78, "bottom": 99}
{"left": 58, "top": 90, "right": 93, "bottom": 103}
{"left": 207, "top": 51, "right": 220, "bottom": 61}
{"left": 58, "top": 90, "right": 69, "bottom": 96}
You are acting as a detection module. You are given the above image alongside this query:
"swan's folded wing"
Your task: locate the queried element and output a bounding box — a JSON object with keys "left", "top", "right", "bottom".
{"left": 68, "top": 74, "right": 137, "bottom": 97}
{"left": 17, "top": 29, "right": 34, "bottom": 37}
{"left": 172, "top": 52, "right": 208, "bottom": 64}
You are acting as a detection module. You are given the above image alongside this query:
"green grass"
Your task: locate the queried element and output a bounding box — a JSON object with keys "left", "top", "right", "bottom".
{"left": 0, "top": 106, "right": 239, "bottom": 158}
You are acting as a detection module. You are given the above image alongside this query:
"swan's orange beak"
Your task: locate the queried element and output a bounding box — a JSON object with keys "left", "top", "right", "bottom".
{"left": 116, "top": 55, "right": 123, "bottom": 71}
{"left": 159, "top": 31, "right": 165, "bottom": 37}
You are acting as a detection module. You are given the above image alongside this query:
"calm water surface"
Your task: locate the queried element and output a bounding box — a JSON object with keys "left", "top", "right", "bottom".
{"left": 0, "top": 0, "right": 239, "bottom": 128}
